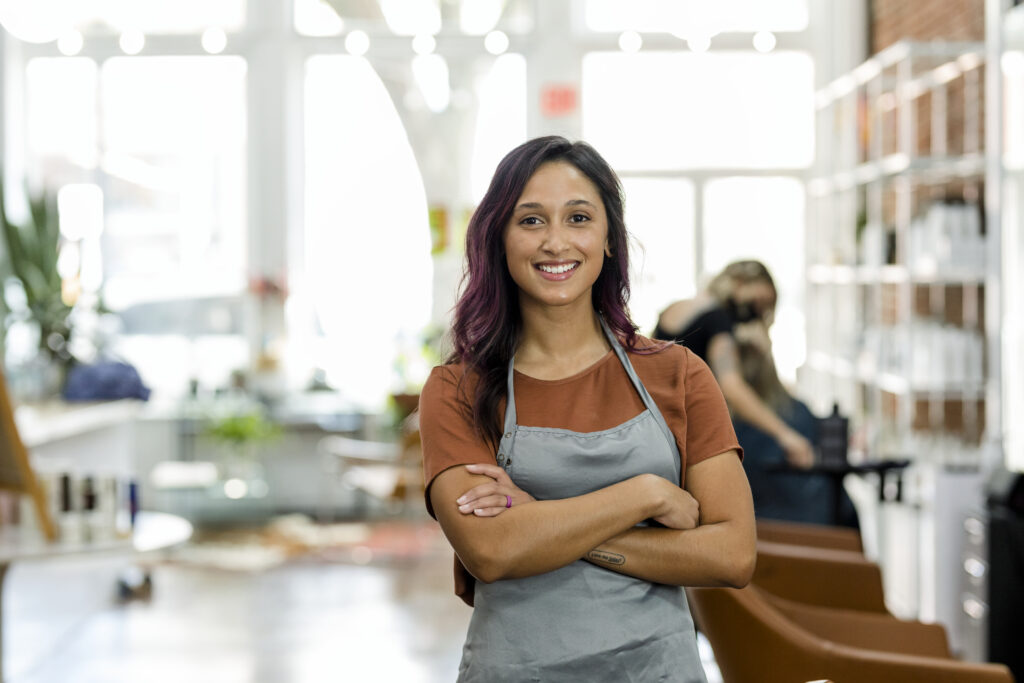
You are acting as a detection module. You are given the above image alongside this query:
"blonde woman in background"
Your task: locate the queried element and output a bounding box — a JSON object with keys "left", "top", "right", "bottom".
{"left": 653, "top": 260, "right": 815, "bottom": 469}
{"left": 733, "top": 327, "right": 859, "bottom": 527}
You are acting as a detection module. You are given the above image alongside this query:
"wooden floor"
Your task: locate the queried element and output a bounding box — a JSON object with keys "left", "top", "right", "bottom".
{"left": 5, "top": 519, "right": 721, "bottom": 682}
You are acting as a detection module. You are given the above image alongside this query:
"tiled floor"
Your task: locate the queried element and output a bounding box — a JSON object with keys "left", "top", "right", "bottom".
{"left": 5, "top": 519, "right": 721, "bottom": 682}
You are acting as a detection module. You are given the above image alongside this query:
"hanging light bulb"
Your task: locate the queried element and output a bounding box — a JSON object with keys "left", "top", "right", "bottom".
{"left": 0, "top": 0, "right": 71, "bottom": 43}
{"left": 618, "top": 31, "right": 642, "bottom": 53}
{"left": 484, "top": 30, "right": 509, "bottom": 55}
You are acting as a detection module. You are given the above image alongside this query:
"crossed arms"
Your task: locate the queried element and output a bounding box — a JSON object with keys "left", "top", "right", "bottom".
{"left": 429, "top": 451, "right": 756, "bottom": 588}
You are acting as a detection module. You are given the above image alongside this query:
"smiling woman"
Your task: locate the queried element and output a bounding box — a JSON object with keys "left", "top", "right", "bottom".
{"left": 419, "top": 136, "right": 755, "bottom": 682}
{"left": 503, "top": 162, "right": 611, "bottom": 312}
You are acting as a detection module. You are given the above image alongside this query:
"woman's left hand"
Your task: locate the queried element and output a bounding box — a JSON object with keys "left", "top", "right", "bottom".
{"left": 456, "top": 463, "right": 535, "bottom": 517}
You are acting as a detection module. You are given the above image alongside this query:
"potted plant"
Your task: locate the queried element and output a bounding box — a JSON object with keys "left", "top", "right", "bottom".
{"left": 0, "top": 179, "right": 74, "bottom": 396}
{"left": 202, "top": 406, "right": 282, "bottom": 494}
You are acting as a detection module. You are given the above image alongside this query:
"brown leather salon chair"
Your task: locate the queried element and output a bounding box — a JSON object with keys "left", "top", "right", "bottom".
{"left": 686, "top": 584, "right": 1015, "bottom": 683}
{"left": 756, "top": 519, "right": 863, "bottom": 554}
{"left": 753, "top": 539, "right": 888, "bottom": 613}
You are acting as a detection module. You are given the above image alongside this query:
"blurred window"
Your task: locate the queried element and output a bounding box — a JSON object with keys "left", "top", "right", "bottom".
{"left": 25, "top": 58, "right": 97, "bottom": 173}
{"left": 69, "top": 1, "right": 246, "bottom": 35}
{"left": 584, "top": 0, "right": 808, "bottom": 33}
{"left": 293, "top": 0, "right": 535, "bottom": 36}
{"left": 22, "top": 55, "right": 248, "bottom": 394}
{"left": 703, "top": 177, "right": 806, "bottom": 382}
{"left": 98, "top": 57, "right": 248, "bottom": 308}
{"left": 293, "top": 0, "right": 345, "bottom": 37}
{"left": 471, "top": 53, "right": 528, "bottom": 203}
{"left": 582, "top": 51, "right": 814, "bottom": 170}
{"left": 622, "top": 178, "right": 696, "bottom": 333}
{"left": 302, "top": 55, "right": 433, "bottom": 407}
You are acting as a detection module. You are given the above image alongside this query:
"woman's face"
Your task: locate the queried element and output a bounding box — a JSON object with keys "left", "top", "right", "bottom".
{"left": 503, "top": 161, "right": 609, "bottom": 312}
{"left": 733, "top": 280, "right": 776, "bottom": 324}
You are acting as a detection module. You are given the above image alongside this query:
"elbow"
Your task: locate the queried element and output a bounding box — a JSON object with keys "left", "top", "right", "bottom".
{"left": 462, "top": 545, "right": 516, "bottom": 584}
{"left": 470, "top": 560, "right": 504, "bottom": 585}
{"left": 711, "top": 534, "right": 756, "bottom": 588}
{"left": 724, "top": 549, "right": 756, "bottom": 588}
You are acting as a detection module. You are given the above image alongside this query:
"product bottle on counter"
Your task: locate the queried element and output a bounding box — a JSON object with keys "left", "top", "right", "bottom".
{"left": 128, "top": 479, "right": 139, "bottom": 529}
{"left": 58, "top": 473, "right": 82, "bottom": 543}
{"left": 81, "top": 476, "right": 99, "bottom": 542}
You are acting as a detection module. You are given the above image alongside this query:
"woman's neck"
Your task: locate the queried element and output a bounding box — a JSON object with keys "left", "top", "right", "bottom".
{"left": 514, "top": 300, "right": 611, "bottom": 380}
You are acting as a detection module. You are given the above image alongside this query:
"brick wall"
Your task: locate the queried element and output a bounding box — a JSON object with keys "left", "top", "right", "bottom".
{"left": 871, "top": 0, "right": 984, "bottom": 53}
{"left": 869, "top": 0, "right": 986, "bottom": 160}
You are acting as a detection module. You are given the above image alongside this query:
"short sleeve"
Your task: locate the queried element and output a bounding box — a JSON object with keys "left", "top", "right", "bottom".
{"left": 682, "top": 350, "right": 743, "bottom": 468}
{"left": 419, "top": 365, "right": 498, "bottom": 518}
{"left": 703, "top": 307, "right": 735, "bottom": 339}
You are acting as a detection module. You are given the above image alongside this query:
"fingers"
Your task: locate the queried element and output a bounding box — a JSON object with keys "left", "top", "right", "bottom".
{"left": 470, "top": 506, "right": 509, "bottom": 517}
{"left": 456, "top": 483, "right": 498, "bottom": 506}
{"left": 458, "top": 464, "right": 535, "bottom": 514}
{"left": 458, "top": 494, "right": 510, "bottom": 515}
{"left": 786, "top": 440, "right": 815, "bottom": 469}
{"left": 465, "top": 463, "right": 510, "bottom": 481}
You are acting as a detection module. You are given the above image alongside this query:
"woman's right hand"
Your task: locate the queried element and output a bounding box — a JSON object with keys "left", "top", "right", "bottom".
{"left": 642, "top": 474, "right": 700, "bottom": 530}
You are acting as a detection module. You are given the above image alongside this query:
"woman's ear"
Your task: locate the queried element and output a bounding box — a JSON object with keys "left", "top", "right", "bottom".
{"left": 604, "top": 241, "right": 613, "bottom": 258}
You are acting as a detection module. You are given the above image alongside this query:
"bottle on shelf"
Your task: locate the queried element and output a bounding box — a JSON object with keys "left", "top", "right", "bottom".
{"left": 818, "top": 403, "right": 850, "bottom": 466}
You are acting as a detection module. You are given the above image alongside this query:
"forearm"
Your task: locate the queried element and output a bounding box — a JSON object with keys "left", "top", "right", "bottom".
{"left": 436, "top": 473, "right": 662, "bottom": 584}
{"left": 587, "top": 453, "right": 757, "bottom": 588}
{"left": 718, "top": 372, "right": 789, "bottom": 439}
{"left": 587, "top": 522, "right": 755, "bottom": 588}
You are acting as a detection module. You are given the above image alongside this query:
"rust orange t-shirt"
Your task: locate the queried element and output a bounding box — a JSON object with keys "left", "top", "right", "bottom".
{"left": 420, "top": 338, "right": 742, "bottom": 603}
{"left": 422, "top": 339, "right": 741, "bottom": 503}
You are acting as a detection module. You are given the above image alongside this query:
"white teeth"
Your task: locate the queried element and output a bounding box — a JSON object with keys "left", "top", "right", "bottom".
{"left": 538, "top": 263, "right": 577, "bottom": 274}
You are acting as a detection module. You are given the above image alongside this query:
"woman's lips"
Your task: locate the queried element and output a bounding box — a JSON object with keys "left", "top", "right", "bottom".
{"left": 534, "top": 261, "right": 580, "bottom": 281}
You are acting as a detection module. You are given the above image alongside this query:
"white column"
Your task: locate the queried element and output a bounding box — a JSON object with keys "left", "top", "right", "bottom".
{"left": 526, "top": 1, "right": 583, "bottom": 139}
{"left": 244, "top": 0, "right": 296, "bottom": 375}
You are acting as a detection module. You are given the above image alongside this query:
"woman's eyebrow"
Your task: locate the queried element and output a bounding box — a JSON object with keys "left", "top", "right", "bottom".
{"left": 565, "top": 199, "right": 597, "bottom": 208}
{"left": 514, "top": 199, "right": 597, "bottom": 211}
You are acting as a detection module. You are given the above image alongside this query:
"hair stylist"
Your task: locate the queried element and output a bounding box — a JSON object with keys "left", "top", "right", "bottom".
{"left": 420, "top": 136, "right": 755, "bottom": 682}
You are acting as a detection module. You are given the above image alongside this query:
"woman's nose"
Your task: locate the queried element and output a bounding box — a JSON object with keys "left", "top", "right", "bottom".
{"left": 540, "top": 224, "right": 569, "bottom": 253}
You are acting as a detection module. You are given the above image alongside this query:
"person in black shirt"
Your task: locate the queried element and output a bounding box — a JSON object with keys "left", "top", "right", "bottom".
{"left": 653, "top": 260, "right": 814, "bottom": 469}
{"left": 732, "top": 330, "right": 859, "bottom": 527}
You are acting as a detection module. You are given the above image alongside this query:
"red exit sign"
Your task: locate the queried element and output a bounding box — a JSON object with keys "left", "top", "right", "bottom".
{"left": 540, "top": 84, "right": 578, "bottom": 118}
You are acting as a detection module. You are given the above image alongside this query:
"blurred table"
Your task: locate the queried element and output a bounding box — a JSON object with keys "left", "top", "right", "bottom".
{"left": 0, "top": 511, "right": 192, "bottom": 681}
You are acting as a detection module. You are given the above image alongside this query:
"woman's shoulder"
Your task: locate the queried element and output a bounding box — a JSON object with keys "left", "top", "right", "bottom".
{"left": 629, "top": 334, "right": 690, "bottom": 371}
{"left": 423, "top": 362, "right": 480, "bottom": 405}
{"left": 630, "top": 335, "right": 717, "bottom": 383}
{"left": 425, "top": 362, "right": 471, "bottom": 389}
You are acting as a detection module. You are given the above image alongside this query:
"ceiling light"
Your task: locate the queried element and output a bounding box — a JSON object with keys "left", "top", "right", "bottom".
{"left": 484, "top": 30, "right": 509, "bottom": 55}
{"left": 686, "top": 35, "right": 710, "bottom": 53}
{"left": 752, "top": 31, "right": 776, "bottom": 53}
{"left": 119, "top": 30, "right": 145, "bottom": 55}
{"left": 202, "top": 28, "right": 228, "bottom": 54}
{"left": 57, "top": 29, "right": 83, "bottom": 56}
{"left": 345, "top": 30, "right": 370, "bottom": 56}
{"left": 412, "top": 33, "right": 435, "bottom": 55}
{"left": 618, "top": 31, "right": 642, "bottom": 53}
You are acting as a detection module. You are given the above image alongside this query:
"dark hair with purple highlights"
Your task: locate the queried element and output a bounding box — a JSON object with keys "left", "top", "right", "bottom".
{"left": 448, "top": 136, "right": 656, "bottom": 447}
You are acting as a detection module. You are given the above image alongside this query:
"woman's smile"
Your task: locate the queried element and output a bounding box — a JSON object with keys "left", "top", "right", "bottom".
{"left": 535, "top": 260, "right": 581, "bottom": 280}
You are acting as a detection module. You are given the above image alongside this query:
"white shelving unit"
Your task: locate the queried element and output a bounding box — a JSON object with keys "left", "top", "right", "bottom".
{"left": 994, "top": 3, "right": 1024, "bottom": 476}
{"left": 952, "top": 0, "right": 1024, "bottom": 671}
{"left": 803, "top": 40, "right": 996, "bottom": 647}
{"left": 805, "top": 40, "right": 991, "bottom": 466}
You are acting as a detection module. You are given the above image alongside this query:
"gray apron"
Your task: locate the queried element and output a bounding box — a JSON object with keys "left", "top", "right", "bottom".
{"left": 457, "top": 318, "right": 707, "bottom": 683}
